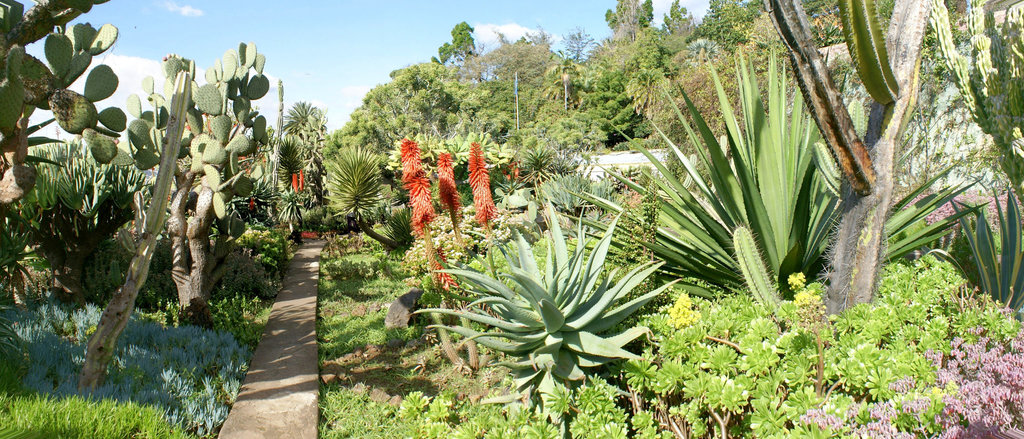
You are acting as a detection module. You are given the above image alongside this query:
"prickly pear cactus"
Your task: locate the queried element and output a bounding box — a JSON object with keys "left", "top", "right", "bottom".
{"left": 932, "top": 0, "right": 1024, "bottom": 194}
{"left": 125, "top": 43, "right": 271, "bottom": 244}
{"left": 0, "top": 0, "right": 125, "bottom": 204}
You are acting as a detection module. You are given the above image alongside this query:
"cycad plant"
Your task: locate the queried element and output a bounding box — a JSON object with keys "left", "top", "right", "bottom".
{"left": 586, "top": 55, "right": 970, "bottom": 298}
{"left": 326, "top": 147, "right": 399, "bottom": 249}
{"left": 276, "top": 135, "right": 306, "bottom": 192}
{"left": 423, "top": 205, "right": 671, "bottom": 403}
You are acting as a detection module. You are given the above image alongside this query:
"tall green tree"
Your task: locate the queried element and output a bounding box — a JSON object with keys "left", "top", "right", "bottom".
{"left": 663, "top": 0, "right": 696, "bottom": 36}
{"left": 435, "top": 21, "right": 476, "bottom": 65}
{"left": 693, "top": 0, "right": 762, "bottom": 47}
{"left": 283, "top": 102, "right": 329, "bottom": 205}
{"left": 562, "top": 27, "right": 595, "bottom": 62}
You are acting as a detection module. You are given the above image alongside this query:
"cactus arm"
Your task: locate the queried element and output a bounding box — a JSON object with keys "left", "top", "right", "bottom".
{"left": 78, "top": 72, "right": 192, "bottom": 391}
{"left": 763, "top": 0, "right": 876, "bottom": 196}
{"left": 733, "top": 226, "right": 780, "bottom": 306}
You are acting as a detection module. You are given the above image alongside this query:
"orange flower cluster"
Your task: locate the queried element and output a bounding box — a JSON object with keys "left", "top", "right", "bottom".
{"left": 400, "top": 139, "right": 435, "bottom": 236}
{"left": 437, "top": 152, "right": 460, "bottom": 214}
{"left": 468, "top": 143, "right": 495, "bottom": 228}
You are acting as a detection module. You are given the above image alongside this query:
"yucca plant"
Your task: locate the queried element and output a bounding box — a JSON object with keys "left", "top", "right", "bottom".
{"left": 422, "top": 204, "right": 672, "bottom": 402}
{"left": 951, "top": 191, "right": 1024, "bottom": 317}
{"left": 0, "top": 212, "right": 32, "bottom": 301}
{"left": 586, "top": 55, "right": 971, "bottom": 298}
{"left": 326, "top": 147, "right": 398, "bottom": 249}
{"left": 383, "top": 207, "right": 414, "bottom": 249}
{"left": 276, "top": 189, "right": 304, "bottom": 235}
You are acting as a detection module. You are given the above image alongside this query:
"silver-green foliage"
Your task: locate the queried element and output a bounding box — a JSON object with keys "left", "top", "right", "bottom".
{"left": 932, "top": 0, "right": 1024, "bottom": 195}
{"left": 422, "top": 205, "right": 672, "bottom": 399}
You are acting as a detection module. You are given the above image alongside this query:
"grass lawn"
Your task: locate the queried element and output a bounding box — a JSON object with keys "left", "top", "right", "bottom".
{"left": 317, "top": 238, "right": 505, "bottom": 439}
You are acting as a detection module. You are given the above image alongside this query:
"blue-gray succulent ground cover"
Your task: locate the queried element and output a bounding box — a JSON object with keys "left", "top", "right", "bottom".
{"left": 2, "top": 301, "right": 250, "bottom": 436}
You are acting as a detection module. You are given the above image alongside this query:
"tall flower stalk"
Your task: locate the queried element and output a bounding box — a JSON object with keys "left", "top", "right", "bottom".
{"left": 468, "top": 143, "right": 495, "bottom": 231}
{"left": 437, "top": 152, "right": 463, "bottom": 245}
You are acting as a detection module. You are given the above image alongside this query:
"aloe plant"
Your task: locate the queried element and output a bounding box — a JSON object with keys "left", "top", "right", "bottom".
{"left": 421, "top": 205, "right": 672, "bottom": 401}
{"left": 954, "top": 191, "right": 1024, "bottom": 317}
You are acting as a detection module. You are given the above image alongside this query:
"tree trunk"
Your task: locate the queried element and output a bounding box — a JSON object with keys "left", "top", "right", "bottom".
{"left": 826, "top": 0, "right": 930, "bottom": 313}
{"left": 169, "top": 186, "right": 224, "bottom": 327}
{"left": 765, "top": 0, "right": 931, "bottom": 313}
{"left": 357, "top": 218, "right": 399, "bottom": 250}
{"left": 80, "top": 71, "right": 191, "bottom": 390}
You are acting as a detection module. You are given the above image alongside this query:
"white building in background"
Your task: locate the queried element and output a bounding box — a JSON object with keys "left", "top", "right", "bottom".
{"left": 581, "top": 149, "right": 668, "bottom": 181}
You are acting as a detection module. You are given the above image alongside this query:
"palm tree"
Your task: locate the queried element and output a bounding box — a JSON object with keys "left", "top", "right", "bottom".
{"left": 544, "top": 55, "right": 581, "bottom": 111}
{"left": 326, "top": 147, "right": 399, "bottom": 250}
{"left": 283, "top": 102, "right": 329, "bottom": 205}
{"left": 686, "top": 38, "right": 721, "bottom": 63}
{"left": 626, "top": 68, "right": 666, "bottom": 118}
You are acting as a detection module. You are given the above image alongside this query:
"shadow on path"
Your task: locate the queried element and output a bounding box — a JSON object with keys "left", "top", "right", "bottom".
{"left": 219, "top": 240, "right": 326, "bottom": 439}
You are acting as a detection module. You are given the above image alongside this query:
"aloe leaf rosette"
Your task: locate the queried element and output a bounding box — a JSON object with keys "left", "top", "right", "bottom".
{"left": 420, "top": 205, "right": 673, "bottom": 397}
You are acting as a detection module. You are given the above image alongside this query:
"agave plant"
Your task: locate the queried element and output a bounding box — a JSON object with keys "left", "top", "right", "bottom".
{"left": 326, "top": 147, "right": 399, "bottom": 249}
{"left": 585, "top": 55, "right": 971, "bottom": 297}
{"left": 951, "top": 191, "right": 1024, "bottom": 317}
{"left": 422, "top": 205, "right": 672, "bottom": 401}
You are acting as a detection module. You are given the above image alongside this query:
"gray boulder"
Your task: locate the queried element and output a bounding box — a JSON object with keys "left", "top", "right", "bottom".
{"left": 384, "top": 288, "right": 423, "bottom": 329}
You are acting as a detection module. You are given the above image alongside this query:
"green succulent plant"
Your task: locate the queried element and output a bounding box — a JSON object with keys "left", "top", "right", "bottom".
{"left": 946, "top": 191, "right": 1024, "bottom": 317}
{"left": 421, "top": 204, "right": 673, "bottom": 401}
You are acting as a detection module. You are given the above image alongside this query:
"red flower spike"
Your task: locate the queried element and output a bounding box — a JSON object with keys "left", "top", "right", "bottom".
{"left": 400, "top": 138, "right": 435, "bottom": 236}
{"left": 291, "top": 174, "right": 299, "bottom": 192}
{"left": 299, "top": 169, "right": 305, "bottom": 191}
{"left": 468, "top": 143, "right": 495, "bottom": 228}
{"left": 437, "top": 153, "right": 460, "bottom": 213}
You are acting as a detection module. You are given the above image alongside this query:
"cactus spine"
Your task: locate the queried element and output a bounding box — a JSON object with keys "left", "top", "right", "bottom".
{"left": 733, "top": 226, "right": 780, "bottom": 307}
{"left": 80, "top": 71, "right": 192, "bottom": 391}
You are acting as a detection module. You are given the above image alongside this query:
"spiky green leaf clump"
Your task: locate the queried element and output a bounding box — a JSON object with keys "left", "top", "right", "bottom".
{"left": 952, "top": 191, "right": 1024, "bottom": 316}
{"left": 421, "top": 204, "right": 672, "bottom": 399}
{"left": 326, "top": 147, "right": 384, "bottom": 220}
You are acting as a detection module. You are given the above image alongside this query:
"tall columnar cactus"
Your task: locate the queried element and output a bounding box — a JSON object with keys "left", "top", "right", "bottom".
{"left": 124, "top": 43, "right": 270, "bottom": 325}
{"left": 0, "top": 0, "right": 125, "bottom": 204}
{"left": 733, "top": 226, "right": 780, "bottom": 307}
{"left": 932, "top": 0, "right": 1024, "bottom": 196}
{"left": 80, "top": 70, "right": 193, "bottom": 391}
{"left": 764, "top": 0, "right": 932, "bottom": 313}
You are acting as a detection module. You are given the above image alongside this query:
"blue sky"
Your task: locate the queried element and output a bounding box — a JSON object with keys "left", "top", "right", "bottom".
{"left": 35, "top": 0, "right": 711, "bottom": 133}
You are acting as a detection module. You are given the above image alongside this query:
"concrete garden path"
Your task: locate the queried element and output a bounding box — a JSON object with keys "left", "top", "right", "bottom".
{"left": 219, "top": 240, "right": 326, "bottom": 439}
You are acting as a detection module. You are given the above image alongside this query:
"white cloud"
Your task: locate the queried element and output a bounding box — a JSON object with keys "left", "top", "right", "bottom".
{"left": 162, "top": 1, "right": 204, "bottom": 17}
{"left": 473, "top": 23, "right": 537, "bottom": 49}
{"left": 652, "top": 0, "right": 712, "bottom": 23}
{"left": 332, "top": 85, "right": 372, "bottom": 126}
